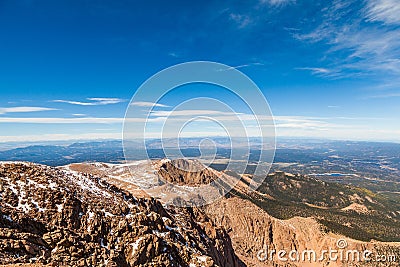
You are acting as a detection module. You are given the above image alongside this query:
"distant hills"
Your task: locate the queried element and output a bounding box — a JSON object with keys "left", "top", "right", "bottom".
{"left": 233, "top": 171, "right": 400, "bottom": 242}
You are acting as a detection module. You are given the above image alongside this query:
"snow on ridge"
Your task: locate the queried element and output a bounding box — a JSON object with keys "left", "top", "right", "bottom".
{"left": 0, "top": 161, "right": 32, "bottom": 166}
{"left": 31, "top": 199, "right": 46, "bottom": 212}
{"left": 130, "top": 237, "right": 145, "bottom": 256}
{"left": 56, "top": 203, "right": 63, "bottom": 213}
{"left": 60, "top": 168, "right": 113, "bottom": 198}
{"left": 0, "top": 161, "right": 50, "bottom": 169}
{"left": 107, "top": 160, "right": 149, "bottom": 167}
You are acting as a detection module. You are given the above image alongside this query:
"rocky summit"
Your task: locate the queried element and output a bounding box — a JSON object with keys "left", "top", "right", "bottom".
{"left": 0, "top": 162, "right": 243, "bottom": 266}
{"left": 155, "top": 159, "right": 219, "bottom": 186}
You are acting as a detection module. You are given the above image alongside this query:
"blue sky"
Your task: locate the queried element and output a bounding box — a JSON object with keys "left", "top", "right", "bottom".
{"left": 0, "top": 0, "right": 400, "bottom": 142}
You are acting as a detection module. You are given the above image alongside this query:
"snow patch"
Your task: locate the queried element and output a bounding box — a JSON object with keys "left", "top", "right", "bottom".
{"left": 2, "top": 214, "right": 12, "bottom": 222}
{"left": 131, "top": 237, "right": 144, "bottom": 256}
{"left": 31, "top": 199, "right": 46, "bottom": 212}
{"left": 88, "top": 211, "right": 95, "bottom": 220}
{"left": 56, "top": 204, "right": 63, "bottom": 213}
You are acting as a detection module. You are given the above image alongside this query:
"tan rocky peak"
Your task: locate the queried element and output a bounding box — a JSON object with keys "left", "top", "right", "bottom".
{"left": 154, "top": 158, "right": 220, "bottom": 186}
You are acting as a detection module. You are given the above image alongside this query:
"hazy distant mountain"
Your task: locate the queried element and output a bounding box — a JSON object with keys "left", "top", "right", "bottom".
{"left": 0, "top": 141, "right": 125, "bottom": 166}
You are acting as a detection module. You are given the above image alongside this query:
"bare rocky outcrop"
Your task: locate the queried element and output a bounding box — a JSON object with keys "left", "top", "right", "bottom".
{"left": 155, "top": 159, "right": 219, "bottom": 186}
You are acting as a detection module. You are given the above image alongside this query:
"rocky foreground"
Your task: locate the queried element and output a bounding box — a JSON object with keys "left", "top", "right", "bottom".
{"left": 0, "top": 162, "right": 242, "bottom": 266}
{"left": 1, "top": 161, "right": 400, "bottom": 267}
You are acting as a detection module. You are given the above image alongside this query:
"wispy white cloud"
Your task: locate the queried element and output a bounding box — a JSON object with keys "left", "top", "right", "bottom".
{"left": 228, "top": 0, "right": 295, "bottom": 30}
{"left": 0, "top": 117, "right": 124, "bottom": 124}
{"left": 274, "top": 115, "right": 400, "bottom": 141}
{"left": 0, "top": 133, "right": 121, "bottom": 143}
{"left": 365, "top": 0, "right": 400, "bottom": 25}
{"left": 0, "top": 106, "right": 58, "bottom": 115}
{"left": 130, "top": 101, "right": 170, "bottom": 108}
{"left": 229, "top": 13, "right": 252, "bottom": 29}
{"left": 53, "top": 100, "right": 91, "bottom": 105}
{"left": 53, "top": 97, "right": 125, "bottom": 106}
{"left": 151, "top": 109, "right": 244, "bottom": 117}
{"left": 274, "top": 116, "right": 334, "bottom": 130}
{"left": 259, "top": 0, "right": 295, "bottom": 6}
{"left": 365, "top": 92, "right": 400, "bottom": 98}
{"left": 88, "top": 98, "right": 125, "bottom": 104}
{"left": 168, "top": 52, "right": 180, "bottom": 58}
{"left": 293, "top": 0, "right": 400, "bottom": 78}
{"left": 218, "top": 63, "right": 264, "bottom": 71}
{"left": 295, "top": 67, "right": 330, "bottom": 75}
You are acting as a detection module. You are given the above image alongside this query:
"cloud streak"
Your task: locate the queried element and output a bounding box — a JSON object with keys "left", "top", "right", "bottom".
{"left": 365, "top": 92, "right": 400, "bottom": 98}
{"left": 218, "top": 63, "right": 264, "bottom": 71}
{"left": 229, "top": 13, "right": 252, "bottom": 29}
{"left": 53, "top": 97, "right": 125, "bottom": 106}
{"left": 294, "top": 0, "right": 400, "bottom": 78}
{"left": 260, "top": 0, "right": 295, "bottom": 6}
{"left": 0, "top": 117, "right": 124, "bottom": 124}
{"left": 295, "top": 67, "right": 330, "bottom": 75}
{"left": 0, "top": 106, "right": 58, "bottom": 115}
{"left": 149, "top": 109, "right": 244, "bottom": 117}
{"left": 130, "top": 101, "right": 170, "bottom": 108}
{"left": 365, "top": 0, "right": 400, "bottom": 25}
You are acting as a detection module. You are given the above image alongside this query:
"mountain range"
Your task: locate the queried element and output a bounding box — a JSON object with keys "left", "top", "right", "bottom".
{"left": 1, "top": 159, "right": 399, "bottom": 266}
